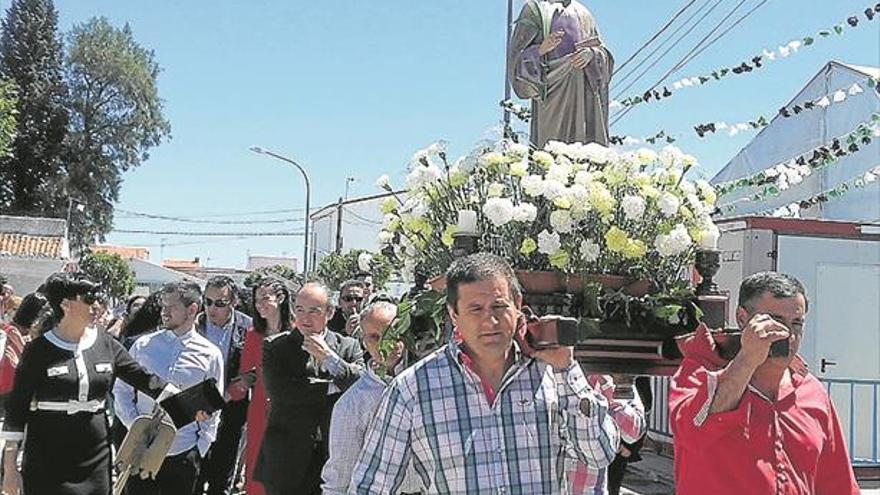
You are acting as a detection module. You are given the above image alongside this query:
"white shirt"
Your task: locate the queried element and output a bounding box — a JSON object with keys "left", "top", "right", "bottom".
{"left": 113, "top": 327, "right": 224, "bottom": 456}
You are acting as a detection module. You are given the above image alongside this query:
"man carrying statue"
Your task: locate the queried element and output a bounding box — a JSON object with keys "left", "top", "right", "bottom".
{"left": 508, "top": 0, "right": 614, "bottom": 147}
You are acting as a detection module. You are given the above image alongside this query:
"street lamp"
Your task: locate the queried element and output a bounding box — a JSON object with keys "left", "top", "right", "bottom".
{"left": 249, "top": 146, "right": 312, "bottom": 275}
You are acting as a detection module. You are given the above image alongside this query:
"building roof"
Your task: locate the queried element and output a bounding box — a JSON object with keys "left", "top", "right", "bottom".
{"left": 91, "top": 244, "right": 150, "bottom": 260}
{"left": 0, "top": 215, "right": 66, "bottom": 236}
{"left": 0, "top": 233, "right": 66, "bottom": 258}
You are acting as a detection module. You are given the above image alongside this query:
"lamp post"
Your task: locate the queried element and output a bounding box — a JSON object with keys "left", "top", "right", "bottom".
{"left": 249, "top": 146, "right": 312, "bottom": 275}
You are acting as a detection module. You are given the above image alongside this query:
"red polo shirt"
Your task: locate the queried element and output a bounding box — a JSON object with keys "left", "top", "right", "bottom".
{"left": 670, "top": 328, "right": 859, "bottom": 494}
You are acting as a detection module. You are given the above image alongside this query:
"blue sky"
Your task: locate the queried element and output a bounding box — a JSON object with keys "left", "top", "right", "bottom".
{"left": 10, "top": 0, "right": 878, "bottom": 268}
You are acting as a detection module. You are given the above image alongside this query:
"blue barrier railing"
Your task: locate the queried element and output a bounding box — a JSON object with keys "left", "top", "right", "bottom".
{"left": 821, "top": 377, "right": 880, "bottom": 466}
{"left": 646, "top": 376, "right": 880, "bottom": 467}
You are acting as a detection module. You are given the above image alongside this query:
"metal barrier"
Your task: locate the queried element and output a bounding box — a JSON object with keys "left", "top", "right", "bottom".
{"left": 821, "top": 377, "right": 880, "bottom": 466}
{"left": 645, "top": 375, "right": 880, "bottom": 466}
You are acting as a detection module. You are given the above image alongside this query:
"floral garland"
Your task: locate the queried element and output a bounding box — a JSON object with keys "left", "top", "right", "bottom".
{"left": 611, "top": 3, "right": 880, "bottom": 110}
{"left": 375, "top": 140, "right": 720, "bottom": 290}
{"left": 764, "top": 165, "right": 880, "bottom": 218}
{"left": 713, "top": 113, "right": 880, "bottom": 204}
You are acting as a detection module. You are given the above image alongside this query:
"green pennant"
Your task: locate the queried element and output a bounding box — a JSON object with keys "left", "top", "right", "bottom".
{"left": 699, "top": 76, "right": 710, "bottom": 84}
{"left": 833, "top": 24, "right": 844, "bottom": 34}
{"left": 803, "top": 36, "right": 814, "bottom": 46}
{"left": 720, "top": 68, "right": 730, "bottom": 76}
{"left": 868, "top": 78, "right": 877, "bottom": 88}
{"left": 819, "top": 30, "right": 831, "bottom": 37}
{"left": 711, "top": 70, "right": 721, "bottom": 80}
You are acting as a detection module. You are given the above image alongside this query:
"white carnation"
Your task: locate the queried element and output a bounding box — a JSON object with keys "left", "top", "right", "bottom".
{"left": 512, "top": 203, "right": 538, "bottom": 223}
{"left": 580, "top": 239, "right": 600, "bottom": 262}
{"left": 377, "top": 230, "right": 394, "bottom": 245}
{"left": 547, "top": 161, "right": 573, "bottom": 183}
{"left": 541, "top": 179, "right": 566, "bottom": 200}
{"left": 510, "top": 158, "right": 529, "bottom": 177}
{"left": 636, "top": 148, "right": 658, "bottom": 165}
{"left": 405, "top": 164, "right": 442, "bottom": 190}
{"left": 482, "top": 197, "right": 515, "bottom": 227}
{"left": 574, "top": 171, "right": 594, "bottom": 186}
{"left": 521, "top": 175, "right": 545, "bottom": 197}
{"left": 582, "top": 142, "right": 614, "bottom": 164}
{"left": 375, "top": 174, "right": 390, "bottom": 189}
{"left": 533, "top": 150, "right": 555, "bottom": 169}
{"left": 621, "top": 195, "right": 646, "bottom": 220}
{"left": 487, "top": 182, "right": 505, "bottom": 198}
{"left": 655, "top": 224, "right": 692, "bottom": 257}
{"left": 698, "top": 224, "right": 720, "bottom": 249}
{"left": 658, "top": 192, "right": 681, "bottom": 217}
{"left": 508, "top": 142, "right": 529, "bottom": 159}
{"left": 659, "top": 145, "right": 683, "bottom": 168}
{"left": 549, "top": 210, "right": 574, "bottom": 233}
{"left": 544, "top": 140, "right": 570, "bottom": 156}
{"left": 357, "top": 252, "right": 373, "bottom": 272}
{"left": 537, "top": 229, "right": 561, "bottom": 255}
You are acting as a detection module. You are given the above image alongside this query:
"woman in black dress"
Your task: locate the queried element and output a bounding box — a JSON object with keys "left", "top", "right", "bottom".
{"left": 0, "top": 273, "right": 174, "bottom": 495}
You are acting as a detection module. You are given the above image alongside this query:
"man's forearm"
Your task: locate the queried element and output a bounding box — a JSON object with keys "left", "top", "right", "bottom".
{"left": 709, "top": 353, "right": 761, "bottom": 414}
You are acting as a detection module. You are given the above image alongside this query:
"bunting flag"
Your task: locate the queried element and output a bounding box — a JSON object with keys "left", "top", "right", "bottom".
{"left": 611, "top": 3, "right": 880, "bottom": 111}
{"left": 759, "top": 164, "right": 880, "bottom": 218}
{"left": 611, "top": 78, "right": 878, "bottom": 146}
{"left": 713, "top": 113, "right": 880, "bottom": 202}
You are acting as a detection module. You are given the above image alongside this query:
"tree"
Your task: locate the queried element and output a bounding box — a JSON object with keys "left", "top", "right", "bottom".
{"left": 79, "top": 250, "right": 134, "bottom": 301}
{"left": 315, "top": 250, "right": 392, "bottom": 292}
{"left": 62, "top": 17, "right": 171, "bottom": 248}
{"left": 0, "top": 0, "right": 68, "bottom": 217}
{"left": 0, "top": 79, "right": 16, "bottom": 158}
{"left": 244, "top": 264, "right": 304, "bottom": 289}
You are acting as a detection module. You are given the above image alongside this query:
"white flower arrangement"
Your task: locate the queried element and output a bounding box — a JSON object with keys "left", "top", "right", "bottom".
{"left": 374, "top": 139, "right": 719, "bottom": 289}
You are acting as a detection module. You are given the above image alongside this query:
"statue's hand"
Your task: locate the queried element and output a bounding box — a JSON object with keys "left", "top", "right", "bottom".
{"left": 538, "top": 30, "right": 565, "bottom": 56}
{"left": 571, "top": 48, "right": 594, "bottom": 70}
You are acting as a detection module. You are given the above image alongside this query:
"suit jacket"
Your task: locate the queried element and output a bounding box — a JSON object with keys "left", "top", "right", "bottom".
{"left": 254, "top": 328, "right": 364, "bottom": 493}
{"left": 195, "top": 310, "right": 252, "bottom": 387}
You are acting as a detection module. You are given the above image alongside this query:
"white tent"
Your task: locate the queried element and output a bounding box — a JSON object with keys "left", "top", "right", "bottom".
{"left": 711, "top": 61, "right": 880, "bottom": 222}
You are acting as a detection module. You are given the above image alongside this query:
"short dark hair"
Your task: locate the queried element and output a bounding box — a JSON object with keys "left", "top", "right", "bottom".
{"left": 206, "top": 275, "right": 238, "bottom": 299}
{"left": 340, "top": 279, "right": 366, "bottom": 294}
{"left": 354, "top": 271, "right": 372, "bottom": 279}
{"left": 738, "top": 271, "right": 809, "bottom": 313}
{"left": 161, "top": 280, "right": 202, "bottom": 308}
{"left": 446, "top": 253, "right": 521, "bottom": 311}
{"left": 40, "top": 272, "right": 102, "bottom": 326}
{"left": 13, "top": 292, "right": 48, "bottom": 328}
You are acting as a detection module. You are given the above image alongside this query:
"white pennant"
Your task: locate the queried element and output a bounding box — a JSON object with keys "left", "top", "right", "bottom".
{"left": 816, "top": 96, "right": 831, "bottom": 107}
{"left": 848, "top": 83, "right": 863, "bottom": 95}
{"left": 832, "top": 90, "right": 847, "bottom": 102}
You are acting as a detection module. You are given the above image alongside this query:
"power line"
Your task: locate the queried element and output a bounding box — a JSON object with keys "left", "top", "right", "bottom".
{"left": 613, "top": 0, "right": 725, "bottom": 97}
{"left": 612, "top": 0, "right": 700, "bottom": 77}
{"left": 671, "top": 0, "right": 771, "bottom": 74}
{"left": 612, "top": 0, "right": 768, "bottom": 127}
{"left": 342, "top": 207, "right": 383, "bottom": 225}
{"left": 113, "top": 229, "right": 304, "bottom": 236}
{"left": 117, "top": 209, "right": 304, "bottom": 224}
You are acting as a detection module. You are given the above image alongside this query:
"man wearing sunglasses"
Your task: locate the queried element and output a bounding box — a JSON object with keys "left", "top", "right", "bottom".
{"left": 195, "top": 276, "right": 253, "bottom": 495}
{"left": 327, "top": 280, "right": 366, "bottom": 335}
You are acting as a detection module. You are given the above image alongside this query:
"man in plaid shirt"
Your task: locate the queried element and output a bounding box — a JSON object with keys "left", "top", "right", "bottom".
{"left": 568, "top": 375, "right": 646, "bottom": 494}
{"left": 348, "top": 253, "right": 620, "bottom": 494}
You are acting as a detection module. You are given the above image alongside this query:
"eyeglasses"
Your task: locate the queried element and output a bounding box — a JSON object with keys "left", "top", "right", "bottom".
{"left": 204, "top": 298, "right": 231, "bottom": 308}
{"left": 342, "top": 295, "right": 364, "bottom": 303}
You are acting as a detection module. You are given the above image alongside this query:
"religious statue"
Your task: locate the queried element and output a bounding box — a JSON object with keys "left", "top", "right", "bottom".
{"left": 508, "top": 0, "right": 614, "bottom": 147}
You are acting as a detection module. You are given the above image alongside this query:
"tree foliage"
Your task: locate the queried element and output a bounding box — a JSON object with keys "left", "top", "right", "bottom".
{"left": 0, "top": 0, "right": 68, "bottom": 218}
{"left": 244, "top": 264, "right": 304, "bottom": 289}
{"left": 315, "top": 250, "right": 392, "bottom": 292}
{"left": 79, "top": 250, "right": 134, "bottom": 300}
{"left": 0, "top": 79, "right": 17, "bottom": 158}
{"left": 61, "top": 17, "right": 171, "bottom": 248}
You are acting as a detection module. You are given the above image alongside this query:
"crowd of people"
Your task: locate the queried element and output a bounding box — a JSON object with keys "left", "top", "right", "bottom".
{"left": 0, "top": 252, "right": 862, "bottom": 494}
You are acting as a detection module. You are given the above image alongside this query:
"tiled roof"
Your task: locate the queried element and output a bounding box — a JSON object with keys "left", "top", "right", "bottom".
{"left": 0, "top": 233, "right": 65, "bottom": 259}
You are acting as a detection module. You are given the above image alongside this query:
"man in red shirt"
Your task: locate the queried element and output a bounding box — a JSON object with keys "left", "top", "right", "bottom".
{"left": 670, "top": 271, "right": 859, "bottom": 495}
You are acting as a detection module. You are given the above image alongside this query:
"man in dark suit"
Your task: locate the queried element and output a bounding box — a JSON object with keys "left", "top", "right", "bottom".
{"left": 194, "top": 276, "right": 253, "bottom": 495}
{"left": 255, "top": 282, "right": 364, "bottom": 495}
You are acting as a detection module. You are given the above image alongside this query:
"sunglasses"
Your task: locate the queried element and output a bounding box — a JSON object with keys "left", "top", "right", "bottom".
{"left": 81, "top": 292, "right": 105, "bottom": 305}
{"left": 342, "top": 295, "right": 364, "bottom": 303}
{"left": 204, "top": 298, "right": 231, "bottom": 308}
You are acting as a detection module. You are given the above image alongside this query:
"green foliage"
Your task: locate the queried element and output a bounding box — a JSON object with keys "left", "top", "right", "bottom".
{"left": 79, "top": 250, "right": 134, "bottom": 300}
{"left": 315, "top": 250, "right": 392, "bottom": 292}
{"left": 376, "top": 289, "right": 447, "bottom": 376}
{"left": 61, "top": 17, "right": 171, "bottom": 248}
{"left": 0, "top": 79, "right": 16, "bottom": 158}
{"left": 244, "top": 264, "right": 304, "bottom": 289}
{"left": 0, "top": 0, "right": 68, "bottom": 219}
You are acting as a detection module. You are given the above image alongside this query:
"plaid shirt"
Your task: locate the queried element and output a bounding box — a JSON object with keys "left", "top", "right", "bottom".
{"left": 348, "top": 340, "right": 620, "bottom": 494}
{"left": 568, "top": 376, "right": 647, "bottom": 495}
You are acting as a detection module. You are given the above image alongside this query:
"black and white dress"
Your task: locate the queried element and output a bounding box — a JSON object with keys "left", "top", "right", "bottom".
{"left": 1, "top": 327, "right": 168, "bottom": 495}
